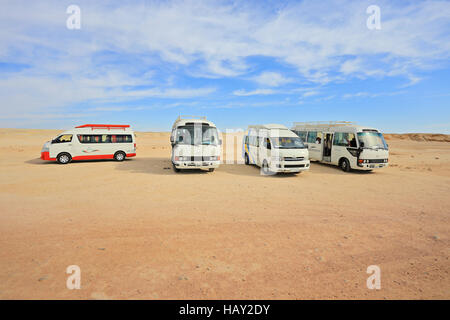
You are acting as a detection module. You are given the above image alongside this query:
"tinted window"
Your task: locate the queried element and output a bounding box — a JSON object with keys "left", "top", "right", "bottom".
{"left": 53, "top": 134, "right": 72, "bottom": 143}
{"left": 333, "top": 132, "right": 356, "bottom": 147}
{"left": 307, "top": 131, "right": 317, "bottom": 143}
{"left": 295, "top": 131, "right": 307, "bottom": 142}
{"left": 78, "top": 134, "right": 132, "bottom": 143}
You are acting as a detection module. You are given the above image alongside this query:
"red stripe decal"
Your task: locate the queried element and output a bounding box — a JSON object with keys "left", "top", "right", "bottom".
{"left": 72, "top": 154, "right": 114, "bottom": 160}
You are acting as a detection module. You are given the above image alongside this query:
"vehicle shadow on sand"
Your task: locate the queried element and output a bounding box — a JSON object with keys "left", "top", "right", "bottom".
{"left": 310, "top": 161, "right": 375, "bottom": 175}
{"left": 114, "top": 157, "right": 210, "bottom": 175}
{"left": 25, "top": 158, "right": 129, "bottom": 165}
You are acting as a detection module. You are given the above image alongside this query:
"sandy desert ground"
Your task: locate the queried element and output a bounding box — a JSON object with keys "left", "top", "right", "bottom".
{"left": 0, "top": 128, "right": 449, "bottom": 299}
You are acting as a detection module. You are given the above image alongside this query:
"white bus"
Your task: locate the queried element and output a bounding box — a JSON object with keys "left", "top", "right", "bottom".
{"left": 291, "top": 121, "right": 389, "bottom": 172}
{"left": 41, "top": 124, "right": 136, "bottom": 164}
{"left": 170, "top": 116, "right": 221, "bottom": 172}
{"left": 242, "top": 124, "right": 310, "bottom": 174}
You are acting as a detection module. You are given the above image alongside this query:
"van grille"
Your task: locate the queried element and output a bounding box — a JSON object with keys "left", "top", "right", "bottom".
{"left": 368, "top": 159, "right": 386, "bottom": 163}
{"left": 186, "top": 156, "right": 214, "bottom": 161}
{"left": 284, "top": 164, "right": 305, "bottom": 168}
{"left": 284, "top": 157, "right": 304, "bottom": 161}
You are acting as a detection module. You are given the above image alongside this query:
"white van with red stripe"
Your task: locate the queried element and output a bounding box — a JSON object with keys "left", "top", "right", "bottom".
{"left": 41, "top": 124, "right": 136, "bottom": 164}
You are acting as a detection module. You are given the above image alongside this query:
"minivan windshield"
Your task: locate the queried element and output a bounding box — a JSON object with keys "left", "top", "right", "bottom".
{"left": 175, "top": 125, "right": 219, "bottom": 145}
{"left": 357, "top": 132, "right": 388, "bottom": 149}
{"left": 271, "top": 137, "right": 306, "bottom": 149}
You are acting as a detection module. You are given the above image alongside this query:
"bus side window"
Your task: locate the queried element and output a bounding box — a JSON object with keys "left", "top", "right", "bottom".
{"left": 111, "top": 135, "right": 117, "bottom": 143}
{"left": 307, "top": 131, "right": 317, "bottom": 144}
{"left": 348, "top": 133, "right": 357, "bottom": 147}
{"left": 316, "top": 132, "right": 322, "bottom": 144}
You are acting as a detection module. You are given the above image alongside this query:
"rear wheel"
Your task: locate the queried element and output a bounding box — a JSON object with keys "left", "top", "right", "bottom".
{"left": 57, "top": 152, "right": 71, "bottom": 164}
{"left": 114, "top": 151, "right": 126, "bottom": 161}
{"left": 244, "top": 153, "right": 249, "bottom": 165}
{"left": 340, "top": 158, "right": 350, "bottom": 172}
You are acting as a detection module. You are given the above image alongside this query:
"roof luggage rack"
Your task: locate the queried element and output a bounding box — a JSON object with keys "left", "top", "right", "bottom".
{"left": 75, "top": 124, "right": 130, "bottom": 130}
{"left": 292, "top": 121, "right": 355, "bottom": 128}
{"left": 176, "top": 115, "right": 207, "bottom": 121}
{"left": 248, "top": 124, "right": 288, "bottom": 130}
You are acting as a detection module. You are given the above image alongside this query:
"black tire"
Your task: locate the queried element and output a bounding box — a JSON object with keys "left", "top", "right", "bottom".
{"left": 261, "top": 160, "right": 271, "bottom": 175}
{"left": 208, "top": 168, "right": 215, "bottom": 172}
{"left": 244, "top": 153, "right": 250, "bottom": 165}
{"left": 173, "top": 163, "right": 181, "bottom": 172}
{"left": 57, "top": 152, "right": 71, "bottom": 164}
{"left": 114, "top": 151, "right": 126, "bottom": 161}
{"left": 340, "top": 158, "right": 351, "bottom": 172}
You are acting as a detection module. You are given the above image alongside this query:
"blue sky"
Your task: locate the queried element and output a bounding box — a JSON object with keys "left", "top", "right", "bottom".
{"left": 0, "top": 0, "right": 449, "bottom": 133}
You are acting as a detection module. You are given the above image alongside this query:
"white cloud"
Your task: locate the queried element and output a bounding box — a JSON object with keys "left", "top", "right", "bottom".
{"left": 251, "top": 72, "right": 293, "bottom": 87}
{"left": 233, "top": 89, "right": 276, "bottom": 96}
{"left": 342, "top": 91, "right": 406, "bottom": 99}
{"left": 0, "top": 0, "right": 449, "bottom": 124}
{"left": 303, "top": 90, "right": 320, "bottom": 97}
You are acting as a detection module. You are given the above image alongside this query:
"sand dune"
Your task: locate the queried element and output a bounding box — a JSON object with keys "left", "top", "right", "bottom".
{"left": 385, "top": 133, "right": 450, "bottom": 142}
{"left": 0, "top": 129, "right": 449, "bottom": 299}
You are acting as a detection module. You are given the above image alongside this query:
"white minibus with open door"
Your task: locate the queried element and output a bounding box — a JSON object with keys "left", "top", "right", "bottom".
{"left": 291, "top": 121, "right": 389, "bottom": 172}
{"left": 170, "top": 116, "right": 221, "bottom": 172}
{"left": 242, "top": 124, "right": 310, "bottom": 175}
{"left": 41, "top": 124, "right": 136, "bottom": 164}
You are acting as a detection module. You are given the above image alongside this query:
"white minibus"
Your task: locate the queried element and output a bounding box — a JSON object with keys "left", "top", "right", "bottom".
{"left": 242, "top": 124, "right": 310, "bottom": 174}
{"left": 41, "top": 124, "right": 136, "bottom": 164}
{"left": 170, "top": 116, "right": 221, "bottom": 172}
{"left": 291, "top": 121, "right": 389, "bottom": 172}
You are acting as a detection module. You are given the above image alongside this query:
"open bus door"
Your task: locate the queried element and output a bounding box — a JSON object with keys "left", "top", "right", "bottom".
{"left": 323, "top": 132, "right": 333, "bottom": 162}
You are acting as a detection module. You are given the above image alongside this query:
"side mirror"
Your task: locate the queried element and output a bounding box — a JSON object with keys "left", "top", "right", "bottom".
{"left": 267, "top": 143, "right": 271, "bottom": 150}
{"left": 360, "top": 141, "right": 364, "bottom": 148}
{"left": 170, "top": 136, "right": 174, "bottom": 143}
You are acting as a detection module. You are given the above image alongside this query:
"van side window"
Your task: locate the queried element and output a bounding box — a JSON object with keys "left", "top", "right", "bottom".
{"left": 249, "top": 135, "right": 259, "bottom": 147}
{"left": 78, "top": 134, "right": 132, "bottom": 143}
{"left": 307, "top": 131, "right": 317, "bottom": 143}
{"left": 264, "top": 138, "right": 271, "bottom": 149}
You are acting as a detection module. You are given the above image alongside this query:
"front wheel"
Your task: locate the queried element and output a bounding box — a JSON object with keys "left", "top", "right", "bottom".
{"left": 208, "top": 168, "right": 215, "bottom": 172}
{"left": 57, "top": 152, "right": 71, "bottom": 164}
{"left": 340, "top": 158, "right": 351, "bottom": 172}
{"left": 173, "top": 163, "right": 181, "bottom": 172}
{"left": 261, "top": 160, "right": 271, "bottom": 175}
{"left": 114, "top": 151, "right": 126, "bottom": 161}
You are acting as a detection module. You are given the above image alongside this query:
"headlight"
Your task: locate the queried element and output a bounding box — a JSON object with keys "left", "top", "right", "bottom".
{"left": 210, "top": 156, "right": 220, "bottom": 161}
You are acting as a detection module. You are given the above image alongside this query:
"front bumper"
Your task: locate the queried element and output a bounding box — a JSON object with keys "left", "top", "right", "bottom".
{"left": 173, "top": 160, "right": 220, "bottom": 169}
{"left": 41, "top": 151, "right": 56, "bottom": 161}
{"left": 357, "top": 159, "right": 388, "bottom": 170}
{"left": 271, "top": 160, "right": 310, "bottom": 173}
{"left": 357, "top": 163, "right": 388, "bottom": 170}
